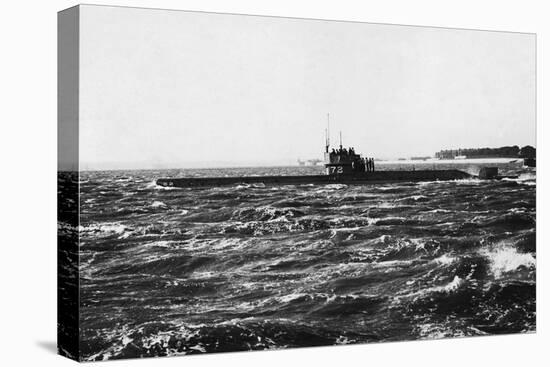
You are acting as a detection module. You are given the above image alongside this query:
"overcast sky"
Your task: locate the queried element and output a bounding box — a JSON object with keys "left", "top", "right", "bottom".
{"left": 79, "top": 5, "right": 535, "bottom": 170}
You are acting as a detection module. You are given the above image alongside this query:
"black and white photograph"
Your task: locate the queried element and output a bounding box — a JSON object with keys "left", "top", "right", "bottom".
{"left": 56, "top": 3, "right": 536, "bottom": 363}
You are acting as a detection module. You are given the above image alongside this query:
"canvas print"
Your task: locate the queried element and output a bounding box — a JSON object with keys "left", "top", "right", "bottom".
{"left": 58, "top": 5, "right": 536, "bottom": 362}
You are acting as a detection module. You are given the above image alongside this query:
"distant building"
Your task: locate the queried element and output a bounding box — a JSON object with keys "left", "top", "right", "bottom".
{"left": 297, "top": 158, "right": 323, "bottom": 166}
{"left": 435, "top": 145, "right": 531, "bottom": 159}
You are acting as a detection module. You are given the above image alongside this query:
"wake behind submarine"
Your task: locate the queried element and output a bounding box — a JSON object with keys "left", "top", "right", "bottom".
{"left": 156, "top": 131, "right": 509, "bottom": 188}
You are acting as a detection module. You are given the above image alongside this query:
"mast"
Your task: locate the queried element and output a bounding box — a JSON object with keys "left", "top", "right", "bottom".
{"left": 325, "top": 113, "right": 330, "bottom": 153}
{"left": 339, "top": 131, "right": 343, "bottom": 149}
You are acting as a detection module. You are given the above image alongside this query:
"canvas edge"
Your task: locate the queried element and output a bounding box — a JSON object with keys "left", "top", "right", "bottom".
{"left": 58, "top": 4, "right": 81, "bottom": 362}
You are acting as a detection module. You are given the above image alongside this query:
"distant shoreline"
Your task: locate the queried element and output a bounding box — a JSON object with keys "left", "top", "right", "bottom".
{"left": 381, "top": 157, "right": 524, "bottom": 165}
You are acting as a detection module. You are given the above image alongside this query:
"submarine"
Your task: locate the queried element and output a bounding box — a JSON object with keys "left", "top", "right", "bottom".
{"left": 156, "top": 130, "right": 508, "bottom": 188}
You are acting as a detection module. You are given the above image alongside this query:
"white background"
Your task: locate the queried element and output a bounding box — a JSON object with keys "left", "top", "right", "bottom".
{"left": 0, "top": 0, "right": 547, "bottom": 366}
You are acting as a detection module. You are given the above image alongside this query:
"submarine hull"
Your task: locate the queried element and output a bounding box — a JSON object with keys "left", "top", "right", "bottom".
{"left": 156, "top": 169, "right": 473, "bottom": 188}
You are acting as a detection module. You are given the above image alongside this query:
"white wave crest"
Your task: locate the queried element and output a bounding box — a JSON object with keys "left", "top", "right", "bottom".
{"left": 145, "top": 180, "right": 178, "bottom": 190}
{"left": 483, "top": 243, "right": 535, "bottom": 277}
{"left": 502, "top": 173, "right": 536, "bottom": 186}
{"left": 324, "top": 184, "right": 347, "bottom": 190}
{"left": 426, "top": 208, "right": 452, "bottom": 214}
{"left": 79, "top": 223, "right": 127, "bottom": 235}
{"left": 433, "top": 254, "right": 456, "bottom": 265}
{"left": 441, "top": 276, "right": 464, "bottom": 292}
{"left": 277, "top": 293, "right": 310, "bottom": 303}
{"left": 367, "top": 216, "right": 407, "bottom": 225}
{"left": 399, "top": 195, "right": 428, "bottom": 201}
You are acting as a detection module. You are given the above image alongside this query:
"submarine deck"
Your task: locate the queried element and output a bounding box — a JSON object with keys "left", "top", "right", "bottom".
{"left": 156, "top": 169, "right": 473, "bottom": 188}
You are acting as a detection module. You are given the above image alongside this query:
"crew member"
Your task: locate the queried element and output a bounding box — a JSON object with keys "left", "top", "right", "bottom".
{"left": 330, "top": 149, "right": 336, "bottom": 163}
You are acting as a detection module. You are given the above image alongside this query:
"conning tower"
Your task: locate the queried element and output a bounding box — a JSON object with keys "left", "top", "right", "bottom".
{"left": 324, "top": 114, "right": 370, "bottom": 176}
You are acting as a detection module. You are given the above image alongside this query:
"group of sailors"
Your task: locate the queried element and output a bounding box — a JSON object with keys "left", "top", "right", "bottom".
{"left": 329, "top": 147, "right": 375, "bottom": 172}
{"left": 354, "top": 156, "right": 375, "bottom": 172}
{"left": 330, "top": 147, "right": 355, "bottom": 156}
{"left": 362, "top": 157, "right": 375, "bottom": 172}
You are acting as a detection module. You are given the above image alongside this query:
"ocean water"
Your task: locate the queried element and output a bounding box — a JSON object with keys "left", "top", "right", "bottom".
{"left": 60, "top": 161, "right": 536, "bottom": 361}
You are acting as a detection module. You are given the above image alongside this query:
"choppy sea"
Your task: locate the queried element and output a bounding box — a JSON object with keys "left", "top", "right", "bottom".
{"left": 58, "top": 161, "right": 536, "bottom": 361}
